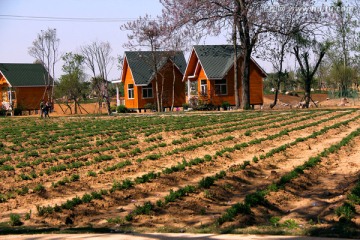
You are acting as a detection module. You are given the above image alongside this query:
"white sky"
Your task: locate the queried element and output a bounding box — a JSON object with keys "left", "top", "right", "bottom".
{"left": 0, "top": 0, "right": 273, "bottom": 81}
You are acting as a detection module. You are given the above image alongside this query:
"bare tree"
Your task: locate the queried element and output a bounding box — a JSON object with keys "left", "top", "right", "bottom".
{"left": 81, "top": 41, "right": 114, "bottom": 115}
{"left": 160, "top": 0, "right": 321, "bottom": 109}
{"left": 293, "top": 35, "right": 331, "bottom": 108}
{"left": 28, "top": 28, "right": 60, "bottom": 102}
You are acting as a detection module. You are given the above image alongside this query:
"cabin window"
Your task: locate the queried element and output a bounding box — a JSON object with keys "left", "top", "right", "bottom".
{"left": 128, "top": 84, "right": 134, "bottom": 99}
{"left": 214, "top": 79, "right": 227, "bottom": 95}
{"left": 200, "top": 80, "right": 207, "bottom": 95}
{"left": 142, "top": 83, "right": 153, "bottom": 99}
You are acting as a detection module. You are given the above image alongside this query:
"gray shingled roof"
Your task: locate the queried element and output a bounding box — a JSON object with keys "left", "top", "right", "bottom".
{"left": 125, "top": 51, "right": 186, "bottom": 85}
{"left": 193, "top": 45, "right": 242, "bottom": 79}
{"left": 0, "top": 63, "right": 52, "bottom": 87}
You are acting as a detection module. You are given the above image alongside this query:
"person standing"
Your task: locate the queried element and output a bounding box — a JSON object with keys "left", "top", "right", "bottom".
{"left": 44, "top": 101, "right": 51, "bottom": 118}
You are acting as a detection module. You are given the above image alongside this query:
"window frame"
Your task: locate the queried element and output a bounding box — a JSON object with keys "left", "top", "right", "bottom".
{"left": 128, "top": 84, "right": 134, "bottom": 99}
{"left": 200, "top": 79, "right": 208, "bottom": 95}
{"left": 142, "top": 83, "right": 153, "bottom": 99}
{"left": 214, "top": 79, "right": 227, "bottom": 96}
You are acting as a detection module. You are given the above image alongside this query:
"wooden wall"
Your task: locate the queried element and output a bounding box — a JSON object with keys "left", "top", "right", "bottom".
{"left": 124, "top": 60, "right": 186, "bottom": 110}
{"left": 194, "top": 59, "right": 264, "bottom": 106}
{"left": 15, "top": 87, "right": 51, "bottom": 110}
{"left": 123, "top": 64, "right": 138, "bottom": 109}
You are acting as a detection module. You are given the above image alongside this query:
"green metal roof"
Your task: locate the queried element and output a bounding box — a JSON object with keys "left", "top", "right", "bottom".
{"left": 193, "top": 45, "right": 242, "bottom": 79}
{"left": 0, "top": 63, "right": 52, "bottom": 87}
{"left": 125, "top": 51, "right": 186, "bottom": 85}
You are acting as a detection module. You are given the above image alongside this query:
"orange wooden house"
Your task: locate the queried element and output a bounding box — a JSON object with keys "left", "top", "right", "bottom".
{"left": 0, "top": 63, "right": 52, "bottom": 112}
{"left": 121, "top": 51, "right": 186, "bottom": 112}
{"left": 183, "top": 45, "right": 267, "bottom": 108}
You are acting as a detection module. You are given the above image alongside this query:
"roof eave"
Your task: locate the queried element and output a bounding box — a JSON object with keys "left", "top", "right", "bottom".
{"left": 0, "top": 70, "right": 12, "bottom": 87}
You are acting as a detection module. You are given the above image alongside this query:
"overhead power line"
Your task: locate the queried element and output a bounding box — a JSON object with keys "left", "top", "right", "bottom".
{"left": 0, "top": 14, "right": 142, "bottom": 22}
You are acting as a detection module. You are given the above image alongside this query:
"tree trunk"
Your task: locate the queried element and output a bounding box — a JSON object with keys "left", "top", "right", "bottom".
{"left": 270, "top": 83, "right": 280, "bottom": 109}
{"left": 304, "top": 78, "right": 311, "bottom": 108}
{"left": 74, "top": 99, "right": 78, "bottom": 114}
{"left": 103, "top": 80, "right": 112, "bottom": 115}
{"left": 171, "top": 60, "right": 176, "bottom": 111}
{"left": 151, "top": 49, "right": 161, "bottom": 112}
{"left": 233, "top": 15, "right": 240, "bottom": 109}
{"left": 160, "top": 74, "right": 165, "bottom": 112}
{"left": 241, "top": 48, "right": 252, "bottom": 110}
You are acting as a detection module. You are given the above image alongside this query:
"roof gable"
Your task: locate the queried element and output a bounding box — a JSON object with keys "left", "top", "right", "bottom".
{"left": 123, "top": 51, "right": 186, "bottom": 86}
{"left": 194, "top": 45, "right": 240, "bottom": 79}
{"left": 188, "top": 45, "right": 267, "bottom": 80}
{"left": 0, "top": 63, "right": 52, "bottom": 87}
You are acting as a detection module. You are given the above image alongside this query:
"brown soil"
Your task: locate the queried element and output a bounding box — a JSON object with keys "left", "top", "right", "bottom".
{"left": 262, "top": 93, "right": 360, "bottom": 110}
{"left": 0, "top": 109, "right": 359, "bottom": 238}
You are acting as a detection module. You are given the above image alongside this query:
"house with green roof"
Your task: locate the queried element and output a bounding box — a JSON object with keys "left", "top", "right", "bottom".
{"left": 183, "top": 45, "right": 267, "bottom": 108}
{"left": 120, "top": 51, "right": 186, "bottom": 112}
{"left": 0, "top": 63, "right": 53, "bottom": 112}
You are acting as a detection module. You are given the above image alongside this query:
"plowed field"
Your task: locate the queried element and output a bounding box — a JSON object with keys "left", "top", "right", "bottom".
{"left": 1, "top": 109, "right": 359, "bottom": 238}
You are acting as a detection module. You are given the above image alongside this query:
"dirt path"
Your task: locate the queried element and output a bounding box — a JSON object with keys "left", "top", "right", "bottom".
{"left": 1, "top": 233, "right": 352, "bottom": 240}
{"left": 2, "top": 233, "right": 354, "bottom": 240}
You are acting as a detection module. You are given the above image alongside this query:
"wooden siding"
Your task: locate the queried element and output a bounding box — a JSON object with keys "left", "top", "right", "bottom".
{"left": 123, "top": 60, "right": 186, "bottom": 110}
{"left": 249, "top": 61, "right": 264, "bottom": 105}
{"left": 188, "top": 54, "right": 264, "bottom": 106}
{"left": 123, "top": 63, "right": 138, "bottom": 109}
{"left": 15, "top": 87, "right": 51, "bottom": 110}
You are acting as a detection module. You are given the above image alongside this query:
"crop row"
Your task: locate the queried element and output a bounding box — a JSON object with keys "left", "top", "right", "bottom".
{"left": 29, "top": 111, "right": 360, "bottom": 220}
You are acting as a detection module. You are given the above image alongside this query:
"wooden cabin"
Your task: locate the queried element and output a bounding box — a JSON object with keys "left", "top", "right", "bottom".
{"left": 183, "top": 45, "right": 267, "bottom": 108}
{"left": 0, "top": 63, "right": 52, "bottom": 113}
{"left": 121, "top": 51, "right": 186, "bottom": 112}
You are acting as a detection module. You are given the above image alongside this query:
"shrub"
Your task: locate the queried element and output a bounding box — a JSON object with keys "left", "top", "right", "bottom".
{"left": 9, "top": 213, "right": 22, "bottom": 226}
{"left": 70, "top": 174, "right": 80, "bottom": 182}
{"left": 244, "top": 130, "right": 252, "bottom": 136}
{"left": 282, "top": 219, "right": 298, "bottom": 229}
{"left": 199, "top": 177, "right": 215, "bottom": 189}
{"left": 144, "top": 103, "right": 156, "bottom": 111}
{"left": 17, "top": 186, "right": 29, "bottom": 195}
{"left": 87, "top": 171, "right": 97, "bottom": 177}
{"left": 217, "top": 203, "right": 251, "bottom": 225}
{"left": 117, "top": 105, "right": 128, "bottom": 113}
{"left": 133, "top": 201, "right": 154, "bottom": 215}
{"left": 14, "top": 107, "right": 23, "bottom": 116}
{"left": 245, "top": 190, "right": 267, "bottom": 207}
{"left": 107, "top": 216, "right": 124, "bottom": 224}
{"left": 145, "top": 153, "right": 161, "bottom": 161}
{"left": 90, "top": 191, "right": 103, "bottom": 200}
{"left": 221, "top": 101, "right": 230, "bottom": 110}
{"left": 182, "top": 103, "right": 190, "bottom": 110}
{"left": 25, "top": 210, "right": 31, "bottom": 220}
{"left": 335, "top": 202, "right": 356, "bottom": 222}
{"left": 110, "top": 105, "right": 117, "bottom": 112}
{"left": 82, "top": 194, "right": 93, "bottom": 203}
{"left": 129, "top": 147, "right": 141, "bottom": 156}
{"left": 25, "top": 151, "right": 39, "bottom": 157}
{"left": 2, "top": 165, "right": 15, "bottom": 171}
{"left": 269, "top": 216, "right": 281, "bottom": 227}
{"left": 36, "top": 205, "right": 54, "bottom": 216}
{"left": 34, "top": 184, "right": 45, "bottom": 193}
{"left": 0, "top": 194, "right": 7, "bottom": 203}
